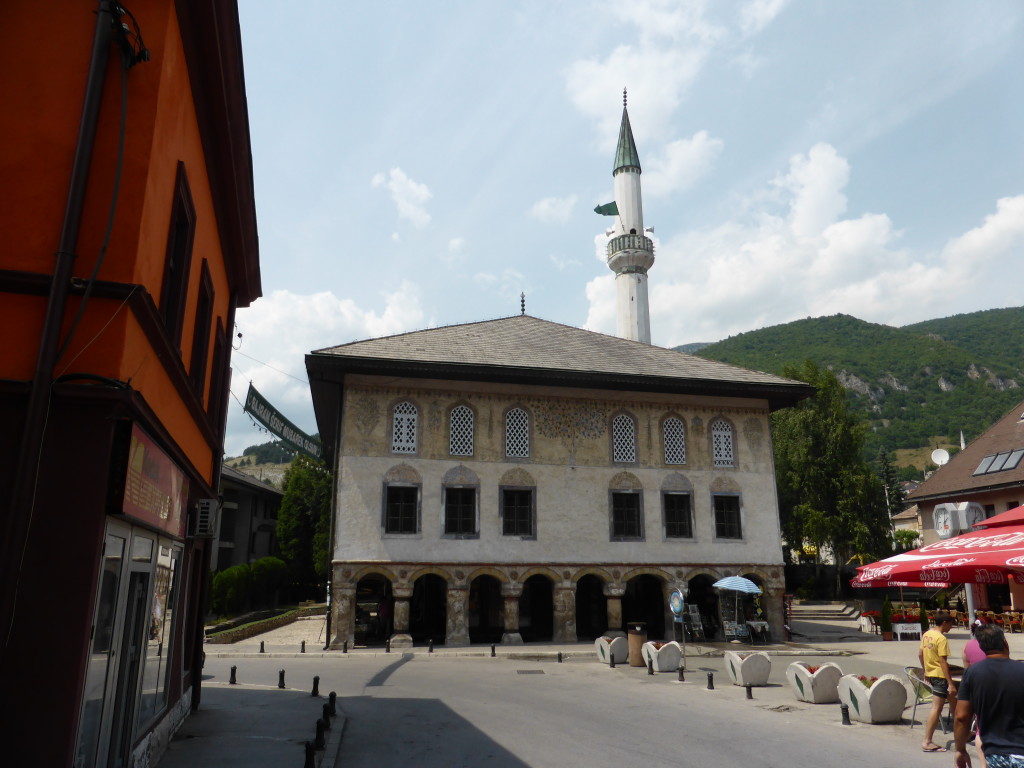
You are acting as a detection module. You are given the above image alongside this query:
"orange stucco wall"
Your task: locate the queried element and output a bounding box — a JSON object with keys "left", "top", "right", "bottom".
{"left": 0, "top": 2, "right": 235, "bottom": 483}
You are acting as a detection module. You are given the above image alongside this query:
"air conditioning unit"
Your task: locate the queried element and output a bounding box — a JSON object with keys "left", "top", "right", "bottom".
{"left": 194, "top": 499, "right": 220, "bottom": 538}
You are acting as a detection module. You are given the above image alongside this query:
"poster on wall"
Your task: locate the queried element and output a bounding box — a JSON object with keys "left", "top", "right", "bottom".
{"left": 110, "top": 424, "right": 188, "bottom": 538}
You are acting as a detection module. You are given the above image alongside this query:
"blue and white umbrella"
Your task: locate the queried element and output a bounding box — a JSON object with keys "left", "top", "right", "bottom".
{"left": 712, "top": 576, "right": 762, "bottom": 594}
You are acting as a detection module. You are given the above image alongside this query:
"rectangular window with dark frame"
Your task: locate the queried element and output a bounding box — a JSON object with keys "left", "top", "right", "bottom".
{"left": 207, "top": 319, "right": 228, "bottom": 424}
{"left": 188, "top": 260, "right": 214, "bottom": 397}
{"left": 501, "top": 488, "right": 534, "bottom": 537}
{"left": 663, "top": 493, "right": 693, "bottom": 538}
{"left": 714, "top": 495, "right": 742, "bottom": 539}
{"left": 162, "top": 162, "right": 196, "bottom": 348}
{"left": 384, "top": 485, "right": 418, "bottom": 534}
{"left": 611, "top": 491, "right": 643, "bottom": 540}
{"left": 444, "top": 487, "right": 476, "bottom": 535}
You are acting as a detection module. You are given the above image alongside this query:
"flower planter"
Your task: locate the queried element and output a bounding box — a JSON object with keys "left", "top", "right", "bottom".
{"left": 641, "top": 641, "right": 682, "bottom": 672}
{"left": 837, "top": 673, "right": 907, "bottom": 723}
{"left": 724, "top": 650, "right": 771, "bottom": 687}
{"left": 786, "top": 662, "right": 843, "bottom": 704}
{"left": 594, "top": 636, "right": 627, "bottom": 665}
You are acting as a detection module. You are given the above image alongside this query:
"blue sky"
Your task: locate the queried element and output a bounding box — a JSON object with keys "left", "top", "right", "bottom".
{"left": 224, "top": 0, "right": 1024, "bottom": 457}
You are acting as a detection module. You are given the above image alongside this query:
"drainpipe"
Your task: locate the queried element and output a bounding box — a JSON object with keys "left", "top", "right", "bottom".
{"left": 2, "top": 1, "right": 117, "bottom": 643}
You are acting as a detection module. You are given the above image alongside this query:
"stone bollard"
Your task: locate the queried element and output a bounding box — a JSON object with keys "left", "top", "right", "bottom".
{"left": 328, "top": 691, "right": 337, "bottom": 716}
{"left": 342, "top": 641, "right": 348, "bottom": 654}
{"left": 840, "top": 703, "right": 851, "bottom": 726}
{"left": 745, "top": 684, "right": 753, "bottom": 700}
{"left": 311, "top": 676, "right": 320, "bottom": 697}
{"left": 304, "top": 741, "right": 316, "bottom": 768}
{"left": 322, "top": 703, "right": 332, "bottom": 727}
{"left": 707, "top": 672, "right": 714, "bottom": 690}
{"left": 301, "top": 640, "right": 306, "bottom": 653}
{"left": 314, "top": 719, "right": 326, "bottom": 750}
{"left": 259, "top": 640, "right": 265, "bottom": 654}
{"left": 428, "top": 639, "right": 434, "bottom": 654}
{"left": 229, "top": 665, "right": 237, "bottom": 685}
{"left": 677, "top": 666, "right": 685, "bottom": 682}
{"left": 278, "top": 670, "right": 285, "bottom": 689}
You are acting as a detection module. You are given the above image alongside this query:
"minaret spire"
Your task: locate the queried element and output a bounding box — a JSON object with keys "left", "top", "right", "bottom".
{"left": 605, "top": 92, "right": 654, "bottom": 344}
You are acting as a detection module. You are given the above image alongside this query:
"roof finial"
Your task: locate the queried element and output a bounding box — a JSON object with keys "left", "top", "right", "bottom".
{"left": 520, "top": 292, "right": 526, "bottom": 315}
{"left": 623, "top": 87, "right": 627, "bottom": 108}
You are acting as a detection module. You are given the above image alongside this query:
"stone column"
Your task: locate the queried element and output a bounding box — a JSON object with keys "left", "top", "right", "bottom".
{"left": 604, "top": 584, "right": 626, "bottom": 638}
{"left": 390, "top": 584, "right": 414, "bottom": 649}
{"left": 501, "top": 582, "right": 524, "bottom": 644}
{"left": 553, "top": 586, "right": 577, "bottom": 642}
{"left": 330, "top": 580, "right": 356, "bottom": 649}
{"left": 446, "top": 586, "right": 470, "bottom": 646}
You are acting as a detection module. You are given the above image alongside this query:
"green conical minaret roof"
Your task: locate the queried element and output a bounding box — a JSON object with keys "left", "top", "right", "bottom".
{"left": 613, "top": 102, "right": 641, "bottom": 174}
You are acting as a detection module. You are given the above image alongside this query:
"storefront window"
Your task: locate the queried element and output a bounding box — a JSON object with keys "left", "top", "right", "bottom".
{"left": 135, "top": 543, "right": 180, "bottom": 732}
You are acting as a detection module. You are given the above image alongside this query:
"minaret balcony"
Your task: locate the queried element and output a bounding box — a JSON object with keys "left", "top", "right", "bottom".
{"left": 606, "top": 233, "right": 655, "bottom": 274}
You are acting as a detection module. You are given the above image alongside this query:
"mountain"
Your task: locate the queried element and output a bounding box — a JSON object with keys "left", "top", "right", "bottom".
{"left": 685, "top": 308, "right": 1024, "bottom": 461}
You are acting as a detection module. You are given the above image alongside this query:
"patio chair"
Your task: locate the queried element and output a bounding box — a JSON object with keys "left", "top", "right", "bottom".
{"left": 905, "top": 666, "right": 947, "bottom": 732}
{"left": 1006, "top": 612, "right": 1021, "bottom": 633}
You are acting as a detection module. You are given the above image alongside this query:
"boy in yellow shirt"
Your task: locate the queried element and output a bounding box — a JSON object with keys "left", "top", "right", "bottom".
{"left": 919, "top": 612, "right": 957, "bottom": 752}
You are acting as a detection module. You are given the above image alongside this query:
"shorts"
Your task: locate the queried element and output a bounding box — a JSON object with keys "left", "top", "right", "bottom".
{"left": 986, "top": 755, "right": 1024, "bottom": 768}
{"left": 927, "top": 677, "right": 949, "bottom": 697}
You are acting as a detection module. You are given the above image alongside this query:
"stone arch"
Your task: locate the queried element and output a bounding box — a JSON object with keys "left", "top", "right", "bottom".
{"left": 464, "top": 566, "right": 509, "bottom": 585}
{"left": 571, "top": 566, "right": 613, "bottom": 585}
{"left": 686, "top": 572, "right": 721, "bottom": 640}
{"left": 515, "top": 565, "right": 561, "bottom": 585}
{"left": 499, "top": 467, "right": 536, "bottom": 486}
{"left": 575, "top": 572, "right": 608, "bottom": 640}
{"left": 410, "top": 572, "right": 448, "bottom": 645}
{"left": 709, "top": 476, "right": 742, "bottom": 493}
{"left": 383, "top": 463, "right": 421, "bottom": 484}
{"left": 350, "top": 564, "right": 398, "bottom": 583}
{"left": 442, "top": 464, "right": 479, "bottom": 486}
{"left": 468, "top": 573, "right": 504, "bottom": 644}
{"left": 406, "top": 565, "right": 452, "bottom": 584}
{"left": 519, "top": 573, "right": 554, "bottom": 642}
{"left": 660, "top": 472, "right": 693, "bottom": 492}
{"left": 609, "top": 471, "right": 642, "bottom": 490}
{"left": 622, "top": 571, "right": 668, "bottom": 640}
{"left": 354, "top": 571, "right": 394, "bottom": 646}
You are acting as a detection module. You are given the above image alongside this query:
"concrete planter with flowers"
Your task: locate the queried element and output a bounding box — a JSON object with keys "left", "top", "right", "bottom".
{"left": 786, "top": 661, "right": 843, "bottom": 704}
{"left": 594, "top": 636, "right": 627, "bottom": 665}
{"left": 837, "top": 673, "right": 907, "bottom": 723}
{"left": 641, "top": 640, "right": 682, "bottom": 672}
{"left": 724, "top": 650, "right": 771, "bottom": 687}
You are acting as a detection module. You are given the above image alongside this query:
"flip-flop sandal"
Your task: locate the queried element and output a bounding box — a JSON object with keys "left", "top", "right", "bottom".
{"left": 921, "top": 745, "right": 948, "bottom": 753}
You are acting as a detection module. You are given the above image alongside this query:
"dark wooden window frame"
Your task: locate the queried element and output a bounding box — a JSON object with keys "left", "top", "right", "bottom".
{"left": 662, "top": 492, "right": 693, "bottom": 539}
{"left": 161, "top": 162, "right": 196, "bottom": 348}
{"left": 382, "top": 484, "right": 420, "bottom": 535}
{"left": 610, "top": 490, "right": 644, "bottom": 541}
{"left": 500, "top": 486, "right": 536, "bottom": 538}
{"left": 713, "top": 494, "right": 743, "bottom": 540}
{"left": 188, "top": 260, "right": 214, "bottom": 397}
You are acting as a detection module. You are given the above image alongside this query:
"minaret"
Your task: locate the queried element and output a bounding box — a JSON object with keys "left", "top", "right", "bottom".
{"left": 605, "top": 90, "right": 654, "bottom": 344}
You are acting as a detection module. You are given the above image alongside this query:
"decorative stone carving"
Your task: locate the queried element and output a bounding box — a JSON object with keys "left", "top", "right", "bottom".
{"left": 384, "top": 463, "right": 421, "bottom": 484}
{"left": 442, "top": 465, "right": 479, "bottom": 485}
{"left": 350, "top": 394, "right": 381, "bottom": 436}
{"left": 499, "top": 467, "right": 535, "bottom": 487}
{"left": 743, "top": 417, "right": 764, "bottom": 454}
{"left": 609, "top": 471, "right": 641, "bottom": 490}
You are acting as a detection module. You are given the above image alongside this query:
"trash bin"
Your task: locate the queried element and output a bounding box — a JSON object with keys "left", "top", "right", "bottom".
{"left": 627, "top": 622, "right": 647, "bottom": 667}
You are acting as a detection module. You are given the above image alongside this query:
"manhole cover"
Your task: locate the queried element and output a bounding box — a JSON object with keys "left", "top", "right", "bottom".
{"left": 517, "top": 670, "right": 545, "bottom": 675}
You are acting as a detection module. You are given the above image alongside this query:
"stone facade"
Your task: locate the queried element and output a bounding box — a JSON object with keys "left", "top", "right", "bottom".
{"left": 327, "top": 374, "right": 789, "bottom": 647}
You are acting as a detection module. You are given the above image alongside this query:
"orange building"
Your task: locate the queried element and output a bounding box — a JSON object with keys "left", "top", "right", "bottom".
{"left": 0, "top": 2, "right": 260, "bottom": 765}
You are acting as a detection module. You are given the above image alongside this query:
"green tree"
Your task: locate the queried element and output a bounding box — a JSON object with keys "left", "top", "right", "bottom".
{"left": 276, "top": 455, "right": 332, "bottom": 599}
{"left": 877, "top": 447, "right": 906, "bottom": 519}
{"left": 772, "top": 361, "right": 892, "bottom": 586}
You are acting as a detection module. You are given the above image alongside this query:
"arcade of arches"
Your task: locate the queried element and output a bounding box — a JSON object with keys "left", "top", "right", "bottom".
{"left": 331, "top": 562, "right": 783, "bottom": 649}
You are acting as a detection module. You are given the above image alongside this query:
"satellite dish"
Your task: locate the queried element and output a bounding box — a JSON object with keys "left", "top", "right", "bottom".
{"left": 931, "top": 448, "right": 950, "bottom": 466}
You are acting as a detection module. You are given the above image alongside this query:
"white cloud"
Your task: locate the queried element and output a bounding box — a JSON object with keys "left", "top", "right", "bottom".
{"left": 528, "top": 194, "right": 578, "bottom": 223}
{"left": 643, "top": 131, "right": 724, "bottom": 197}
{"left": 225, "top": 284, "right": 426, "bottom": 456}
{"left": 371, "top": 167, "right": 432, "bottom": 228}
{"left": 550, "top": 253, "right": 582, "bottom": 271}
{"left": 584, "top": 141, "right": 1024, "bottom": 347}
{"left": 739, "top": 0, "right": 789, "bottom": 36}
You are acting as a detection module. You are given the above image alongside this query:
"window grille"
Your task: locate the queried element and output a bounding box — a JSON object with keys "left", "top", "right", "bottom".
{"left": 711, "top": 418, "right": 734, "bottom": 467}
{"left": 612, "top": 414, "right": 636, "bottom": 463}
{"left": 444, "top": 487, "right": 476, "bottom": 535}
{"left": 385, "top": 486, "right": 418, "bottom": 533}
{"left": 663, "top": 417, "right": 686, "bottom": 464}
{"left": 714, "top": 495, "right": 742, "bottom": 539}
{"left": 611, "top": 492, "right": 642, "bottom": 539}
{"left": 449, "top": 405, "right": 474, "bottom": 456}
{"left": 505, "top": 408, "right": 529, "bottom": 457}
{"left": 391, "top": 401, "right": 417, "bottom": 454}
{"left": 502, "top": 489, "right": 533, "bottom": 536}
{"left": 663, "top": 493, "right": 692, "bottom": 538}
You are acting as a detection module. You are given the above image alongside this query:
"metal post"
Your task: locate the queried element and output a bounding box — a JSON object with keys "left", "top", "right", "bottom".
{"left": 491, "top": 644, "right": 496, "bottom": 658}
{"left": 840, "top": 704, "right": 851, "bottom": 725}
{"left": 677, "top": 665, "right": 685, "bottom": 682}
{"left": 648, "top": 657, "right": 654, "bottom": 675}
{"left": 707, "top": 672, "right": 714, "bottom": 690}
{"left": 328, "top": 691, "right": 337, "bottom": 716}
{"left": 428, "top": 638, "right": 434, "bottom": 653}
{"left": 385, "top": 638, "right": 391, "bottom": 653}
{"left": 745, "top": 684, "right": 753, "bottom": 699}
{"left": 311, "top": 676, "right": 319, "bottom": 697}
{"left": 229, "top": 665, "right": 237, "bottom": 685}
{"left": 304, "top": 741, "right": 316, "bottom": 768}
{"left": 322, "top": 703, "right": 331, "bottom": 727}
{"left": 343, "top": 640, "right": 348, "bottom": 654}
{"left": 609, "top": 654, "right": 615, "bottom": 669}
{"left": 314, "top": 720, "right": 326, "bottom": 750}
{"left": 301, "top": 640, "right": 306, "bottom": 653}
{"left": 278, "top": 670, "right": 285, "bottom": 689}
{"left": 557, "top": 652, "right": 562, "bottom": 663}
{"left": 259, "top": 641, "right": 265, "bottom": 654}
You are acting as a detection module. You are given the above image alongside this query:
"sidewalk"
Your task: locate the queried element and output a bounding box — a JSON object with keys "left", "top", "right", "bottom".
{"left": 158, "top": 615, "right": 1024, "bottom": 768}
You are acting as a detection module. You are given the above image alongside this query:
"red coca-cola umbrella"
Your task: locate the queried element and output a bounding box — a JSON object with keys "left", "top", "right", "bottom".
{"left": 852, "top": 511, "right": 1024, "bottom": 589}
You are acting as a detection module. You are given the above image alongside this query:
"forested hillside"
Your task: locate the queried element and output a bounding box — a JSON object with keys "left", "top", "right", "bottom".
{"left": 688, "top": 308, "right": 1024, "bottom": 461}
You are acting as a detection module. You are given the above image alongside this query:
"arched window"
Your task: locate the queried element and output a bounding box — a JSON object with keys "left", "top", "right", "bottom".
{"left": 505, "top": 407, "right": 529, "bottom": 458}
{"left": 663, "top": 416, "right": 686, "bottom": 464}
{"left": 449, "top": 405, "right": 474, "bottom": 456}
{"left": 391, "top": 401, "right": 417, "bottom": 454}
{"left": 612, "top": 413, "right": 636, "bottom": 463}
{"left": 711, "top": 418, "right": 734, "bottom": 468}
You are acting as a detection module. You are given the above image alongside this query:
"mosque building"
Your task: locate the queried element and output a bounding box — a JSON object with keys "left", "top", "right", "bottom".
{"left": 306, "top": 97, "right": 812, "bottom": 647}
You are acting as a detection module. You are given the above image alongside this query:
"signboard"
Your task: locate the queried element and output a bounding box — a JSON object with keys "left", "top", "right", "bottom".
{"left": 243, "top": 383, "right": 322, "bottom": 460}
{"left": 669, "top": 589, "right": 684, "bottom": 622}
{"left": 112, "top": 424, "right": 188, "bottom": 538}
